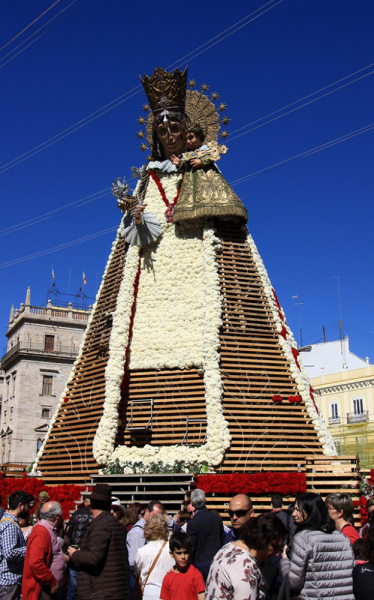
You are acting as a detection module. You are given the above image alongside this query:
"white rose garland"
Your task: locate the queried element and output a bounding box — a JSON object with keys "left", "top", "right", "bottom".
{"left": 243, "top": 226, "right": 337, "bottom": 456}
{"left": 92, "top": 243, "right": 141, "bottom": 465}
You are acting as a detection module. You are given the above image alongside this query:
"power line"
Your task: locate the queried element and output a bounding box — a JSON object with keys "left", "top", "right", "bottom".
{"left": 0, "top": 188, "right": 111, "bottom": 237}
{"left": 0, "top": 1, "right": 87, "bottom": 70}
{"left": 0, "top": 0, "right": 62, "bottom": 53}
{"left": 229, "top": 122, "right": 374, "bottom": 186}
{"left": 2, "top": 120, "right": 373, "bottom": 268}
{"left": 0, "top": 226, "right": 117, "bottom": 269}
{"left": 228, "top": 63, "right": 374, "bottom": 142}
{"left": 0, "top": 0, "right": 283, "bottom": 175}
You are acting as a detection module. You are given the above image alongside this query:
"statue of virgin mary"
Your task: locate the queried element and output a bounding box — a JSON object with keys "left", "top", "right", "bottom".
{"left": 90, "top": 66, "right": 336, "bottom": 473}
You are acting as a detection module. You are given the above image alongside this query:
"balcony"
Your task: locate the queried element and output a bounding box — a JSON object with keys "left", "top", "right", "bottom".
{"left": 1, "top": 341, "right": 79, "bottom": 369}
{"left": 346, "top": 411, "right": 369, "bottom": 424}
{"left": 329, "top": 416, "right": 341, "bottom": 425}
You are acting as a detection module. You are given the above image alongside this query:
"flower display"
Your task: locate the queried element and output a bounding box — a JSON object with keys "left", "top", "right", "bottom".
{"left": 0, "top": 473, "right": 84, "bottom": 520}
{"left": 197, "top": 472, "right": 306, "bottom": 495}
{"left": 288, "top": 396, "right": 302, "bottom": 404}
{"left": 272, "top": 395, "right": 283, "bottom": 403}
{"left": 354, "top": 469, "right": 374, "bottom": 524}
{"left": 243, "top": 225, "right": 337, "bottom": 456}
{"left": 93, "top": 173, "right": 230, "bottom": 471}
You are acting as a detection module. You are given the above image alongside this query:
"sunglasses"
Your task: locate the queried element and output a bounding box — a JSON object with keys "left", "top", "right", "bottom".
{"left": 228, "top": 509, "right": 250, "bottom": 518}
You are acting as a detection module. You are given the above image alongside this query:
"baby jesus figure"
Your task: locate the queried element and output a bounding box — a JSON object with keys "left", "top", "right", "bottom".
{"left": 171, "top": 126, "right": 212, "bottom": 172}
{"left": 170, "top": 125, "right": 247, "bottom": 224}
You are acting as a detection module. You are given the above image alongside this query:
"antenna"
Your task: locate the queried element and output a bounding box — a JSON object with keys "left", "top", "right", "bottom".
{"left": 292, "top": 295, "right": 303, "bottom": 347}
{"left": 323, "top": 325, "right": 326, "bottom": 343}
{"left": 332, "top": 276, "right": 343, "bottom": 354}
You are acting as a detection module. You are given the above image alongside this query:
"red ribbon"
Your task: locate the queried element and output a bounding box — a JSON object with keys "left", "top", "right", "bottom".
{"left": 149, "top": 170, "right": 184, "bottom": 208}
{"left": 121, "top": 252, "right": 142, "bottom": 392}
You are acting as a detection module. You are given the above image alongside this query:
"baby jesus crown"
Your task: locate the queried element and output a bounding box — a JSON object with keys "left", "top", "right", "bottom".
{"left": 140, "top": 66, "right": 188, "bottom": 115}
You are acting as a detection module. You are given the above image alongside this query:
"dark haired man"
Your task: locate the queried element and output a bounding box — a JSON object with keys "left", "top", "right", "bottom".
{"left": 65, "top": 496, "right": 92, "bottom": 600}
{"left": 0, "top": 490, "right": 32, "bottom": 600}
{"left": 270, "top": 494, "right": 296, "bottom": 538}
{"left": 67, "top": 484, "right": 129, "bottom": 600}
{"left": 0, "top": 494, "right": 4, "bottom": 520}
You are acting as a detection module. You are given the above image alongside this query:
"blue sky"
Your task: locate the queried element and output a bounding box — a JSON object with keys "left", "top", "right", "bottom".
{"left": 1, "top": 0, "right": 373, "bottom": 360}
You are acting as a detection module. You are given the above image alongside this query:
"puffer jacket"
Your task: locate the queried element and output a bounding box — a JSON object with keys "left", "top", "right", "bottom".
{"left": 69, "top": 510, "right": 129, "bottom": 600}
{"left": 280, "top": 528, "right": 354, "bottom": 599}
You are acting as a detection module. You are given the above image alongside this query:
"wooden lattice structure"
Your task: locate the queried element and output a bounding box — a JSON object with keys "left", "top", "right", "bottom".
{"left": 37, "top": 221, "right": 330, "bottom": 482}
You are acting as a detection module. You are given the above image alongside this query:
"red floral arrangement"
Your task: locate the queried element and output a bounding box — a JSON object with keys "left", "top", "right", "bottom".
{"left": 272, "top": 394, "right": 283, "bottom": 403}
{"left": 288, "top": 395, "right": 302, "bottom": 404}
{"left": 353, "top": 469, "right": 374, "bottom": 525}
{"left": 279, "top": 326, "right": 287, "bottom": 340}
{"left": 0, "top": 473, "right": 85, "bottom": 520}
{"left": 197, "top": 472, "right": 306, "bottom": 496}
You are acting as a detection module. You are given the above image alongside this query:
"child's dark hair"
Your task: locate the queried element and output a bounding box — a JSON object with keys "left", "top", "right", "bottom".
{"left": 169, "top": 531, "right": 191, "bottom": 553}
{"left": 187, "top": 125, "right": 205, "bottom": 142}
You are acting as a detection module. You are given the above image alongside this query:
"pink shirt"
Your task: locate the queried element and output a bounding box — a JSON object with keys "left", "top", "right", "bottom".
{"left": 37, "top": 520, "right": 66, "bottom": 585}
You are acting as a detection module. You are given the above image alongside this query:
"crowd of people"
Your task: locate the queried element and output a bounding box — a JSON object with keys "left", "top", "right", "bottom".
{"left": 0, "top": 484, "right": 373, "bottom": 600}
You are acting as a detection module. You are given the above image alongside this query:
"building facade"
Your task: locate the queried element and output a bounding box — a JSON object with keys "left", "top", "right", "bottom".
{"left": 300, "top": 339, "right": 374, "bottom": 468}
{"left": 0, "top": 287, "right": 90, "bottom": 466}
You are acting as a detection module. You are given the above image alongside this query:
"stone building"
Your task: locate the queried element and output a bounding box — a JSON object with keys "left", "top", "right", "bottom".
{"left": 0, "top": 287, "right": 90, "bottom": 466}
{"left": 300, "top": 338, "right": 374, "bottom": 468}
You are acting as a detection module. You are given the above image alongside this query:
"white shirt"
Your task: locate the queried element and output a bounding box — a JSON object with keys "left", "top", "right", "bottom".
{"left": 134, "top": 540, "right": 175, "bottom": 600}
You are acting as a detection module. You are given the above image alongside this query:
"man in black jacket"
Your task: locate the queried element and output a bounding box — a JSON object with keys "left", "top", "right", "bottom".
{"left": 186, "top": 489, "right": 224, "bottom": 580}
{"left": 67, "top": 484, "right": 128, "bottom": 600}
{"left": 65, "top": 497, "right": 93, "bottom": 600}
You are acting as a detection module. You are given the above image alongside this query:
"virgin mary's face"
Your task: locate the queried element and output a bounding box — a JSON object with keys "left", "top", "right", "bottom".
{"left": 157, "top": 121, "right": 185, "bottom": 158}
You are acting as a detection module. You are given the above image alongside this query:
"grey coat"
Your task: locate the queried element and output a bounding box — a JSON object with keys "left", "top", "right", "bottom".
{"left": 280, "top": 529, "right": 354, "bottom": 599}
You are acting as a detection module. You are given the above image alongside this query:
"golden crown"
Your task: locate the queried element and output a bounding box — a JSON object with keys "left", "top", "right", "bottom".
{"left": 140, "top": 66, "right": 188, "bottom": 114}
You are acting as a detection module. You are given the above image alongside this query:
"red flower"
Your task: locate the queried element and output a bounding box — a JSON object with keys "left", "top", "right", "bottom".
{"left": 279, "top": 326, "right": 287, "bottom": 340}
{"left": 197, "top": 472, "right": 306, "bottom": 496}
{"left": 64, "top": 397, "right": 69, "bottom": 403}
{"left": 272, "top": 395, "right": 283, "bottom": 403}
{"left": 288, "top": 396, "right": 302, "bottom": 404}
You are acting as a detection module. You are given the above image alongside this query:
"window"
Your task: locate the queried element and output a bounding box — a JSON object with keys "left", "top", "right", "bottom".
{"left": 7, "top": 436, "right": 12, "bottom": 462}
{"left": 353, "top": 398, "right": 364, "bottom": 415}
{"left": 10, "top": 376, "right": 16, "bottom": 398}
{"left": 9, "top": 408, "right": 13, "bottom": 421}
{"left": 6, "top": 379, "right": 9, "bottom": 400}
{"left": 41, "top": 408, "right": 52, "bottom": 419}
{"left": 36, "top": 438, "right": 44, "bottom": 452}
{"left": 331, "top": 403, "right": 339, "bottom": 418}
{"left": 44, "top": 335, "right": 54, "bottom": 352}
{"left": 42, "top": 376, "right": 53, "bottom": 395}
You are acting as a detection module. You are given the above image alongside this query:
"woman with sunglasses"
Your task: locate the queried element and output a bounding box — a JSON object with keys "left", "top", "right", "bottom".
{"left": 280, "top": 492, "right": 355, "bottom": 599}
{"left": 205, "top": 513, "right": 287, "bottom": 600}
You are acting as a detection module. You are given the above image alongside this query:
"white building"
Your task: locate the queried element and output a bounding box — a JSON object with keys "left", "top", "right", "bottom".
{"left": 0, "top": 287, "right": 90, "bottom": 466}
